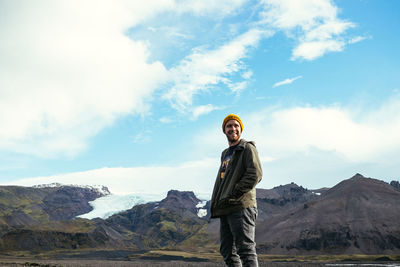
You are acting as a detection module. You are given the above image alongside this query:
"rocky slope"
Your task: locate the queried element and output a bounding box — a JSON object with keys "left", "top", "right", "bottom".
{"left": 104, "top": 190, "right": 208, "bottom": 249}
{"left": 256, "top": 174, "right": 400, "bottom": 254}
{"left": 0, "top": 184, "right": 109, "bottom": 223}
{"left": 0, "top": 184, "right": 110, "bottom": 251}
{"left": 256, "top": 182, "right": 324, "bottom": 221}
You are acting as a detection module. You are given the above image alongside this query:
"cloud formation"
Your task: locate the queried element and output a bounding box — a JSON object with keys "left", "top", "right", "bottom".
{"left": 0, "top": 0, "right": 360, "bottom": 159}
{"left": 0, "top": 0, "right": 258, "bottom": 157}
{"left": 247, "top": 96, "right": 400, "bottom": 162}
{"left": 0, "top": 1, "right": 170, "bottom": 157}
{"left": 164, "top": 29, "right": 268, "bottom": 111}
{"left": 260, "top": 0, "right": 356, "bottom": 60}
{"left": 191, "top": 104, "right": 221, "bottom": 120}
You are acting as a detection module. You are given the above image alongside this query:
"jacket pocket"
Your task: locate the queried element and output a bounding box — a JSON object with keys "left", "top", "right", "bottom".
{"left": 218, "top": 197, "right": 239, "bottom": 208}
{"left": 227, "top": 198, "right": 241, "bottom": 205}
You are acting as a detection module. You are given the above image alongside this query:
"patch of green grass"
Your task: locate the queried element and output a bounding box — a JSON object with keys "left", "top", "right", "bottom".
{"left": 158, "top": 220, "right": 177, "bottom": 232}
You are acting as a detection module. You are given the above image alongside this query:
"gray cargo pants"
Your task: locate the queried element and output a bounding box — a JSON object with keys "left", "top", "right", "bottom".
{"left": 219, "top": 207, "right": 258, "bottom": 267}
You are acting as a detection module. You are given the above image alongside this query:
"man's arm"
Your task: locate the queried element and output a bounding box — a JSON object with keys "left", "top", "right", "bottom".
{"left": 231, "top": 143, "right": 262, "bottom": 199}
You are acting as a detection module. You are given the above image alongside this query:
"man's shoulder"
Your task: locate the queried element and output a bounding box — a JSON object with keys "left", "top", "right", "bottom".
{"left": 239, "top": 139, "right": 257, "bottom": 149}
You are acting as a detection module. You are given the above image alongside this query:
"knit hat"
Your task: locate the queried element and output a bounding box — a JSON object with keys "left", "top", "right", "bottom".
{"left": 222, "top": 114, "right": 243, "bottom": 132}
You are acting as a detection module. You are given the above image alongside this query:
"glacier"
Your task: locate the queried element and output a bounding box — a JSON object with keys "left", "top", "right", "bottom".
{"left": 78, "top": 191, "right": 211, "bottom": 219}
{"left": 78, "top": 193, "right": 165, "bottom": 219}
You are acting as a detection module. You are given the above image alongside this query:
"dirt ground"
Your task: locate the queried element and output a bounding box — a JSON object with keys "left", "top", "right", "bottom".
{"left": 0, "top": 258, "right": 329, "bottom": 267}
{"left": 1, "top": 257, "right": 399, "bottom": 267}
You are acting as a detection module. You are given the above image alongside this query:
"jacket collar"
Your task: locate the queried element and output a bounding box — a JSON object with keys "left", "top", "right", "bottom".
{"left": 232, "top": 139, "right": 246, "bottom": 151}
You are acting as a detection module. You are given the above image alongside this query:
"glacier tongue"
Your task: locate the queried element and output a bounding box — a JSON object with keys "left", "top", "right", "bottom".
{"left": 78, "top": 193, "right": 165, "bottom": 219}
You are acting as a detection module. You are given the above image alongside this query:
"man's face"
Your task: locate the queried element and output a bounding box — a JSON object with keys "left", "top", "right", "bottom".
{"left": 224, "top": 119, "right": 242, "bottom": 144}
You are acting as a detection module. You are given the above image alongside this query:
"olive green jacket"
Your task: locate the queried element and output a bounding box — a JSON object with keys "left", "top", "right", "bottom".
{"left": 210, "top": 139, "right": 262, "bottom": 218}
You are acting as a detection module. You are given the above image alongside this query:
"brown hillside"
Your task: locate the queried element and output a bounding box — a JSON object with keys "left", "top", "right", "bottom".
{"left": 256, "top": 174, "right": 400, "bottom": 254}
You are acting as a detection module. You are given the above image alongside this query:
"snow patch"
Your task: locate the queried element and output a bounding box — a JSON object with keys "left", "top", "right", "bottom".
{"left": 33, "top": 183, "right": 110, "bottom": 196}
{"left": 33, "top": 182, "right": 63, "bottom": 188}
{"left": 196, "top": 200, "right": 208, "bottom": 218}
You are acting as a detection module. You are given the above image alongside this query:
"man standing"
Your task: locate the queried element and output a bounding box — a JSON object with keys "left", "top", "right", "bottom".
{"left": 211, "top": 114, "right": 262, "bottom": 267}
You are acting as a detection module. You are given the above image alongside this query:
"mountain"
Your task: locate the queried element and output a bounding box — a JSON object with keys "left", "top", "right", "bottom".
{"left": 0, "top": 184, "right": 110, "bottom": 251}
{"left": 255, "top": 174, "right": 400, "bottom": 254}
{"left": 1, "top": 174, "right": 400, "bottom": 255}
{"left": 103, "top": 190, "right": 208, "bottom": 249}
{"left": 256, "top": 182, "right": 324, "bottom": 221}
{"left": 0, "top": 184, "right": 109, "bottom": 223}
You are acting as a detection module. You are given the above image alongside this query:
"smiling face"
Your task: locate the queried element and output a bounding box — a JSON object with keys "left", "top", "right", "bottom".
{"left": 224, "top": 119, "right": 242, "bottom": 146}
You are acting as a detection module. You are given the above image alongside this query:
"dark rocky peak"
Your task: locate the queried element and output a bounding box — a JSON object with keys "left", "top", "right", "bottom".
{"left": 350, "top": 173, "right": 366, "bottom": 180}
{"left": 257, "top": 182, "right": 316, "bottom": 206}
{"left": 255, "top": 185, "right": 319, "bottom": 223}
{"left": 324, "top": 173, "right": 396, "bottom": 199}
{"left": 273, "top": 182, "right": 308, "bottom": 196}
{"left": 390, "top": 180, "right": 400, "bottom": 190}
{"left": 257, "top": 182, "right": 305, "bottom": 199}
{"left": 166, "top": 189, "right": 197, "bottom": 199}
{"left": 159, "top": 190, "right": 200, "bottom": 211}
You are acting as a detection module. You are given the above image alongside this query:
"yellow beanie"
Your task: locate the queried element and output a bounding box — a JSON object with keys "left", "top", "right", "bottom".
{"left": 222, "top": 114, "right": 244, "bottom": 132}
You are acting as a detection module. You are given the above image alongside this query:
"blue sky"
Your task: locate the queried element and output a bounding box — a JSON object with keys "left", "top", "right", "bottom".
{"left": 1, "top": 0, "right": 399, "bottom": 197}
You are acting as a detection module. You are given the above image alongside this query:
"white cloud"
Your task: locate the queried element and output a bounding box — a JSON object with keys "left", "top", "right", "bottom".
{"left": 159, "top": 117, "right": 174, "bottom": 124}
{"left": 273, "top": 75, "right": 302, "bottom": 88}
{"left": 0, "top": 0, "right": 267, "bottom": 158}
{"left": 0, "top": 1, "right": 175, "bottom": 157}
{"left": 260, "top": 0, "right": 356, "bottom": 60}
{"left": 164, "top": 29, "right": 269, "bottom": 111}
{"left": 191, "top": 104, "right": 221, "bottom": 119}
{"left": 0, "top": 0, "right": 361, "bottom": 160}
{"left": 260, "top": 0, "right": 339, "bottom": 29}
{"left": 228, "top": 80, "right": 249, "bottom": 94}
{"left": 242, "top": 70, "right": 253, "bottom": 80}
{"left": 176, "top": 0, "right": 248, "bottom": 17}
{"left": 247, "top": 96, "right": 400, "bottom": 162}
{"left": 348, "top": 35, "right": 367, "bottom": 44}
{"left": 132, "top": 131, "right": 152, "bottom": 144}
{"left": 292, "top": 40, "right": 345, "bottom": 60}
